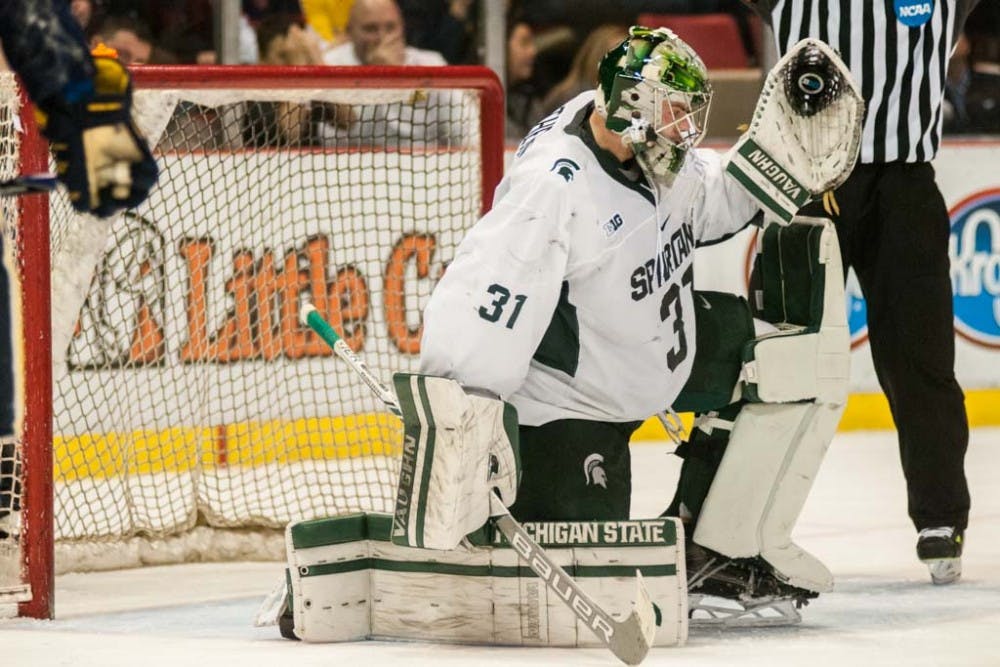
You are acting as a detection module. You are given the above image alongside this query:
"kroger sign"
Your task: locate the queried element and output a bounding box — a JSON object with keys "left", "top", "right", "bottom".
{"left": 949, "top": 188, "right": 1000, "bottom": 348}
{"left": 841, "top": 189, "right": 1000, "bottom": 349}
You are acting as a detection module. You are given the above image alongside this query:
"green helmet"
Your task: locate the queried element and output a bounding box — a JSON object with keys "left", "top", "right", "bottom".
{"left": 595, "top": 26, "right": 712, "bottom": 184}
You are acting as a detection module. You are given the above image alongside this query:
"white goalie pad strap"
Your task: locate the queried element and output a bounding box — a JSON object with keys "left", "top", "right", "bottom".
{"left": 725, "top": 38, "right": 863, "bottom": 222}
{"left": 692, "top": 402, "right": 842, "bottom": 592}
{"left": 392, "top": 373, "right": 519, "bottom": 551}
{"left": 284, "top": 513, "right": 687, "bottom": 647}
{"left": 692, "top": 412, "right": 735, "bottom": 435}
{"left": 742, "top": 330, "right": 850, "bottom": 403}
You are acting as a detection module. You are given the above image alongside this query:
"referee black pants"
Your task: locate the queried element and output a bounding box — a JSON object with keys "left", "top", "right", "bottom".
{"left": 802, "top": 162, "right": 970, "bottom": 532}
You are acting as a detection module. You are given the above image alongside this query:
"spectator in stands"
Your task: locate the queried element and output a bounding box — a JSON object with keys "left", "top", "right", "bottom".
{"left": 505, "top": 10, "right": 540, "bottom": 142}
{"left": 244, "top": 14, "right": 330, "bottom": 147}
{"left": 300, "top": 0, "right": 354, "bottom": 53}
{"left": 538, "top": 24, "right": 628, "bottom": 118}
{"left": 319, "top": 0, "right": 465, "bottom": 147}
{"left": 90, "top": 15, "right": 177, "bottom": 64}
{"left": 70, "top": 0, "right": 101, "bottom": 39}
{"left": 152, "top": 1, "right": 258, "bottom": 64}
{"left": 324, "top": 0, "right": 445, "bottom": 67}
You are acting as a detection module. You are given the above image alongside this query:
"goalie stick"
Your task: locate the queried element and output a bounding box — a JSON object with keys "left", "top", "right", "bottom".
{"left": 0, "top": 173, "right": 57, "bottom": 196}
{"left": 301, "top": 303, "right": 402, "bottom": 417}
{"left": 300, "top": 302, "right": 658, "bottom": 665}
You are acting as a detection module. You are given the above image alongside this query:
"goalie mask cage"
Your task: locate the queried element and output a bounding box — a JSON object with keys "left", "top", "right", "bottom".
{"left": 0, "top": 65, "right": 503, "bottom": 619}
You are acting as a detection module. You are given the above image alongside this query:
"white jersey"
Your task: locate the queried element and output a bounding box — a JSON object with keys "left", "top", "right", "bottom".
{"left": 420, "top": 92, "right": 759, "bottom": 426}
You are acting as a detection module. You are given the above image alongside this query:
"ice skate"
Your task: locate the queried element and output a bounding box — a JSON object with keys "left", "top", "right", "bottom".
{"left": 917, "top": 527, "right": 963, "bottom": 585}
{"left": 686, "top": 541, "right": 818, "bottom": 627}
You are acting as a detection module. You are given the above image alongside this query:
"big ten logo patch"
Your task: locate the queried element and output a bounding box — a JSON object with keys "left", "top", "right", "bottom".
{"left": 949, "top": 188, "right": 1000, "bottom": 349}
{"left": 68, "top": 228, "right": 443, "bottom": 369}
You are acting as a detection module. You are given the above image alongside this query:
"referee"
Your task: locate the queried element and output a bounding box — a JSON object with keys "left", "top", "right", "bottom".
{"left": 744, "top": 0, "right": 978, "bottom": 584}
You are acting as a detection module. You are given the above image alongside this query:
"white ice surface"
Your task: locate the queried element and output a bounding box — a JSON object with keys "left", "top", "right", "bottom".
{"left": 4, "top": 427, "right": 999, "bottom": 666}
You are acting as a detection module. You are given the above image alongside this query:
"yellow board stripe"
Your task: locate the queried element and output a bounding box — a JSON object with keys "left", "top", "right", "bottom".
{"left": 54, "top": 413, "right": 401, "bottom": 481}
{"left": 51, "top": 390, "right": 998, "bottom": 480}
{"left": 631, "top": 388, "right": 1000, "bottom": 441}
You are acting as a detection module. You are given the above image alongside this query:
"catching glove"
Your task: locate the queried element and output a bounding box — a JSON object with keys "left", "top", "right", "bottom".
{"left": 35, "top": 45, "right": 157, "bottom": 218}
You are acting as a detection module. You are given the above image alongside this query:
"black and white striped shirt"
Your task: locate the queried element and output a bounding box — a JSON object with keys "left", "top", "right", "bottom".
{"left": 751, "top": 0, "right": 981, "bottom": 163}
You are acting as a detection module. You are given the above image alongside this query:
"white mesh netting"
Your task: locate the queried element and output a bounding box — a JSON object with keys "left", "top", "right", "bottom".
{"left": 3, "top": 72, "right": 489, "bottom": 573}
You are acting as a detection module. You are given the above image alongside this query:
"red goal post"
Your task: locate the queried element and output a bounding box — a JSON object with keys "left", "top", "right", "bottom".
{"left": 3, "top": 65, "right": 504, "bottom": 619}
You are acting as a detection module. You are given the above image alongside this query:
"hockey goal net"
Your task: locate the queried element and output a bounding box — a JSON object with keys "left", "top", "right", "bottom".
{"left": 0, "top": 65, "right": 503, "bottom": 618}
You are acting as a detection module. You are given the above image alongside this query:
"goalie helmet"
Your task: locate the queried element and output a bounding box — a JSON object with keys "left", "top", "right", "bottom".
{"left": 595, "top": 26, "right": 712, "bottom": 185}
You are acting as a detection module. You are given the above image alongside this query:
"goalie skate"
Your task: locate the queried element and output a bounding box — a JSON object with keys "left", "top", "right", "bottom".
{"left": 688, "top": 594, "right": 803, "bottom": 627}
{"left": 686, "top": 541, "right": 817, "bottom": 627}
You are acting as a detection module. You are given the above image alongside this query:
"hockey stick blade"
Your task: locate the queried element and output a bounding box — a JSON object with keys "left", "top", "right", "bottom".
{"left": 299, "top": 302, "right": 401, "bottom": 416}
{"left": 302, "top": 303, "right": 657, "bottom": 663}
{"left": 489, "top": 493, "right": 657, "bottom": 665}
{"left": 253, "top": 577, "right": 289, "bottom": 627}
{"left": 0, "top": 173, "right": 57, "bottom": 196}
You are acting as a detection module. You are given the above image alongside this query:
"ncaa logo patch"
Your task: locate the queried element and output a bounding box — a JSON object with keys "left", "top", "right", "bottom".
{"left": 894, "top": 0, "right": 934, "bottom": 27}
{"left": 949, "top": 188, "right": 1000, "bottom": 348}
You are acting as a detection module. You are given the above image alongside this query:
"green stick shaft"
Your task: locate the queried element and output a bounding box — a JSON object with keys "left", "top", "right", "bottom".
{"left": 300, "top": 303, "right": 401, "bottom": 416}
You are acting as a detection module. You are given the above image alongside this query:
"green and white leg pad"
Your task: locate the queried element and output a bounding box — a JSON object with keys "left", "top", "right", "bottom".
{"left": 275, "top": 513, "right": 688, "bottom": 648}
{"left": 693, "top": 217, "right": 849, "bottom": 594}
{"left": 391, "top": 373, "right": 520, "bottom": 551}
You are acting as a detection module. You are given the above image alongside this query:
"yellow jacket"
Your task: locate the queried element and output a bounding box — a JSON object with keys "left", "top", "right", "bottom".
{"left": 301, "top": 0, "right": 353, "bottom": 44}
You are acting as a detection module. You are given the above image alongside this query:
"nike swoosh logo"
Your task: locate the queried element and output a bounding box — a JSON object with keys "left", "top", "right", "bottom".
{"left": 660, "top": 214, "right": 672, "bottom": 231}
{"left": 699, "top": 295, "right": 712, "bottom": 309}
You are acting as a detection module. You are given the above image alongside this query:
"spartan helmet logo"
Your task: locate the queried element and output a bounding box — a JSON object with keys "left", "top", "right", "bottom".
{"left": 584, "top": 453, "right": 608, "bottom": 489}
{"left": 550, "top": 158, "right": 580, "bottom": 182}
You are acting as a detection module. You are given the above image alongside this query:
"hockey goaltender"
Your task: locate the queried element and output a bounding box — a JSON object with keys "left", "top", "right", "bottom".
{"left": 258, "top": 26, "right": 864, "bottom": 663}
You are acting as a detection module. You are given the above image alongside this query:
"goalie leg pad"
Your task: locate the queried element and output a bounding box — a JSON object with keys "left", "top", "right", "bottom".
{"left": 391, "top": 373, "right": 519, "bottom": 550}
{"left": 691, "top": 218, "right": 849, "bottom": 594}
{"left": 282, "top": 513, "right": 688, "bottom": 647}
{"left": 692, "top": 402, "right": 842, "bottom": 592}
